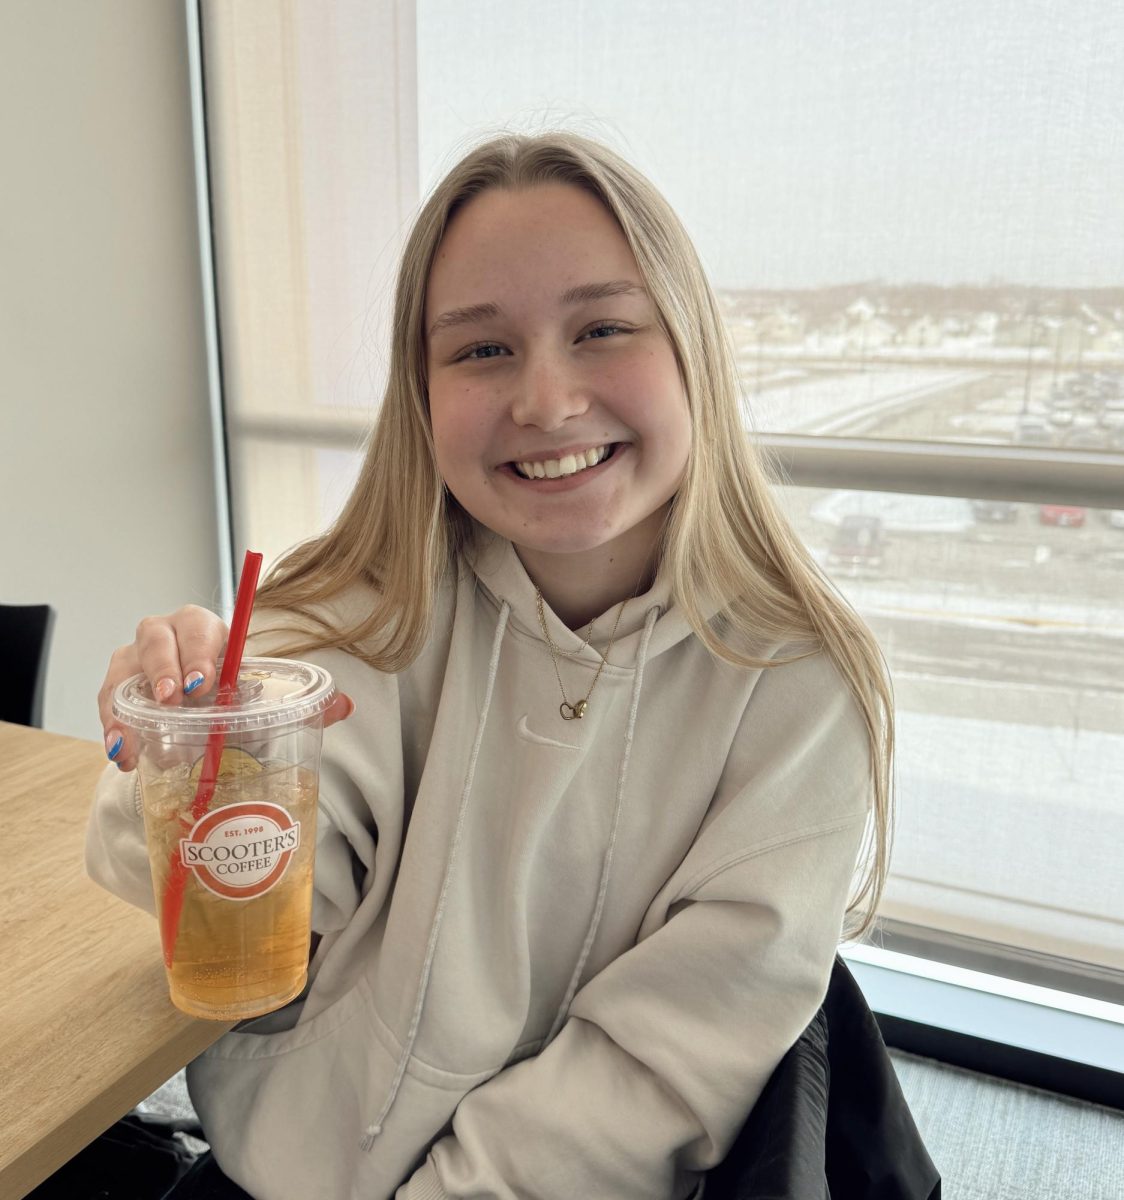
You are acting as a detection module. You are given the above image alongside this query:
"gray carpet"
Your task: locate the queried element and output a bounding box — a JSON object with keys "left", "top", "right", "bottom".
{"left": 138, "top": 1052, "right": 1124, "bottom": 1197}
{"left": 889, "top": 1049, "right": 1124, "bottom": 1199}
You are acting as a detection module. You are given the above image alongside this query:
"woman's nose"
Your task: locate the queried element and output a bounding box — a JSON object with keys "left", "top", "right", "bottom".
{"left": 510, "top": 356, "right": 590, "bottom": 431}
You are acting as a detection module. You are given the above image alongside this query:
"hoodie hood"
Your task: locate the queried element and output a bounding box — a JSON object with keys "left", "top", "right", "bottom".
{"left": 466, "top": 521, "right": 723, "bottom": 667}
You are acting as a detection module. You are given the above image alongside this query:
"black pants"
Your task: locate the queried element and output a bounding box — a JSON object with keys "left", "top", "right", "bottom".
{"left": 26, "top": 1113, "right": 222, "bottom": 1200}
{"left": 704, "top": 957, "right": 940, "bottom": 1199}
{"left": 163, "top": 1152, "right": 253, "bottom": 1199}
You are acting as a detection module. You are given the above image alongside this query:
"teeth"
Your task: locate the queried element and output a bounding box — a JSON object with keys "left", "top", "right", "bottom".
{"left": 516, "top": 445, "right": 611, "bottom": 480}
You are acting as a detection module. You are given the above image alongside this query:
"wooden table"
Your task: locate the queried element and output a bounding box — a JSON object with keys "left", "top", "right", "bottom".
{"left": 0, "top": 722, "right": 234, "bottom": 1198}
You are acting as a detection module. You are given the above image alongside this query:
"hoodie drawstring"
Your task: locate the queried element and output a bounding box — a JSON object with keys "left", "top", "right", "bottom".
{"left": 360, "top": 601, "right": 511, "bottom": 1152}
{"left": 544, "top": 603, "right": 660, "bottom": 1044}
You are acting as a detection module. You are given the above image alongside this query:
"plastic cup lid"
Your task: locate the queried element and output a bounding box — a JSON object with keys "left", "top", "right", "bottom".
{"left": 112, "top": 657, "right": 336, "bottom": 735}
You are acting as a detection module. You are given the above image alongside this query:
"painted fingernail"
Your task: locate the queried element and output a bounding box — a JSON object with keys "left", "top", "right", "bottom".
{"left": 106, "top": 733, "right": 123, "bottom": 761}
{"left": 155, "top": 677, "right": 176, "bottom": 702}
{"left": 184, "top": 671, "right": 205, "bottom": 695}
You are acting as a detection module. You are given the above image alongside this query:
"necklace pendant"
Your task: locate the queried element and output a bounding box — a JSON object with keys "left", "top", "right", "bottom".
{"left": 560, "top": 700, "right": 588, "bottom": 721}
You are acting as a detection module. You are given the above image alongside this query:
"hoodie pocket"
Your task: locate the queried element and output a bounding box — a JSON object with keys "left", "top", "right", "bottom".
{"left": 186, "top": 976, "right": 480, "bottom": 1200}
{"left": 187, "top": 977, "right": 389, "bottom": 1198}
{"left": 197, "top": 973, "right": 370, "bottom": 1061}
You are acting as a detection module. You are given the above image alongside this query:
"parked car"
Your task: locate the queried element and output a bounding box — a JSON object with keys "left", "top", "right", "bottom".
{"left": 1038, "top": 504, "right": 1086, "bottom": 527}
{"left": 1106, "top": 510, "right": 1124, "bottom": 530}
{"left": 827, "top": 515, "right": 885, "bottom": 572}
{"left": 971, "top": 499, "right": 1019, "bottom": 523}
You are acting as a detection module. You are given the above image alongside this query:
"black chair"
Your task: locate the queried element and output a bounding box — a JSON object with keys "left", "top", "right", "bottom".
{"left": 704, "top": 955, "right": 941, "bottom": 1199}
{"left": 1, "top": 603, "right": 56, "bottom": 727}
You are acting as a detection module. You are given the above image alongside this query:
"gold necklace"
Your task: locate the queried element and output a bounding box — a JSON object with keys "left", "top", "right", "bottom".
{"left": 535, "top": 588, "right": 630, "bottom": 721}
{"left": 557, "top": 613, "right": 599, "bottom": 661}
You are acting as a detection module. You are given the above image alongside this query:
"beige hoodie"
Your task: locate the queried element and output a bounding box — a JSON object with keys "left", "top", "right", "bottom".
{"left": 85, "top": 527, "right": 873, "bottom": 1200}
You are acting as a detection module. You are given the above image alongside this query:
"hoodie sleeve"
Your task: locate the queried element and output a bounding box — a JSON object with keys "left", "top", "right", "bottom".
{"left": 398, "top": 650, "right": 875, "bottom": 1200}
{"left": 84, "top": 765, "right": 158, "bottom": 915}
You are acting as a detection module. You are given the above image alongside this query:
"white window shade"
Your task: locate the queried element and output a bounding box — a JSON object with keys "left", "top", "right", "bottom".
{"left": 201, "top": 0, "right": 418, "bottom": 566}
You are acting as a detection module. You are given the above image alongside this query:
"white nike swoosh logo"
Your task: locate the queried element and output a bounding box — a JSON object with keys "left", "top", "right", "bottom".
{"left": 516, "top": 714, "right": 580, "bottom": 751}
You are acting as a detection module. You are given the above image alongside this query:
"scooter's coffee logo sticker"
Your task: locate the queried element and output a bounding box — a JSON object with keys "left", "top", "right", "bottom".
{"left": 180, "top": 802, "right": 300, "bottom": 900}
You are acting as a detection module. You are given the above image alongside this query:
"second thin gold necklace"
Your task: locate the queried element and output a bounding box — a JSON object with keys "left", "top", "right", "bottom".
{"left": 534, "top": 588, "right": 631, "bottom": 721}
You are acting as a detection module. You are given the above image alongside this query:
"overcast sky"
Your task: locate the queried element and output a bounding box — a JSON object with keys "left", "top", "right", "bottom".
{"left": 418, "top": 0, "right": 1123, "bottom": 290}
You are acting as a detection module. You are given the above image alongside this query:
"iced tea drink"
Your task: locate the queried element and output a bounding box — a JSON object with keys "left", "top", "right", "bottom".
{"left": 113, "top": 659, "right": 335, "bottom": 1020}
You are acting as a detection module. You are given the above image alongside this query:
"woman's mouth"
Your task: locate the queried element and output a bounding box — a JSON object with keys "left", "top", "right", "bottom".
{"left": 513, "top": 444, "right": 618, "bottom": 480}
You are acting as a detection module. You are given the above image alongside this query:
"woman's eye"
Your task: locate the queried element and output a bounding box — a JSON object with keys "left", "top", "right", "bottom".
{"left": 581, "top": 323, "right": 628, "bottom": 341}
{"left": 454, "top": 324, "right": 630, "bottom": 361}
{"left": 458, "top": 342, "right": 507, "bottom": 361}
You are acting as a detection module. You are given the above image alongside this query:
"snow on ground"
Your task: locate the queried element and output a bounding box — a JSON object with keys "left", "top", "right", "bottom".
{"left": 889, "top": 704, "right": 1123, "bottom": 959}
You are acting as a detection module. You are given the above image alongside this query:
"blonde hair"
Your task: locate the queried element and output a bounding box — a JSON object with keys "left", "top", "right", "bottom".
{"left": 257, "top": 130, "right": 894, "bottom": 940}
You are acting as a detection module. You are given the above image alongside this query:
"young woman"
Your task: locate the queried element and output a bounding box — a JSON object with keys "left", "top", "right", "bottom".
{"left": 89, "top": 130, "right": 895, "bottom": 1200}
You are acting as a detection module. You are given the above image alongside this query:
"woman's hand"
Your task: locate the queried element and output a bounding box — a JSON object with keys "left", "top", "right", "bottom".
{"left": 98, "top": 604, "right": 354, "bottom": 771}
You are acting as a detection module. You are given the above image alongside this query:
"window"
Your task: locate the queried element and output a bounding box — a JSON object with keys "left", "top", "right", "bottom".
{"left": 195, "top": 0, "right": 1124, "bottom": 1036}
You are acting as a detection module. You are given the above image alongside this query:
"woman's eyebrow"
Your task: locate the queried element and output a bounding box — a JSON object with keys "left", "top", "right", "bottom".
{"left": 561, "top": 279, "right": 646, "bottom": 305}
{"left": 428, "top": 280, "right": 646, "bottom": 338}
{"left": 428, "top": 301, "right": 500, "bottom": 338}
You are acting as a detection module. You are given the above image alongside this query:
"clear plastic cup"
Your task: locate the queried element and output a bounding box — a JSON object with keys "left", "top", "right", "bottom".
{"left": 113, "top": 658, "right": 336, "bottom": 1020}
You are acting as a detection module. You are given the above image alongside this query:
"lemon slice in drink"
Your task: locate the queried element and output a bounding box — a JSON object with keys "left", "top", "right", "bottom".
{"left": 188, "top": 746, "right": 265, "bottom": 786}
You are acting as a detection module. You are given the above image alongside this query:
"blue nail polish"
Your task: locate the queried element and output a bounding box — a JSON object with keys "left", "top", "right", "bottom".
{"left": 184, "top": 674, "right": 205, "bottom": 695}
{"left": 107, "top": 735, "right": 123, "bottom": 761}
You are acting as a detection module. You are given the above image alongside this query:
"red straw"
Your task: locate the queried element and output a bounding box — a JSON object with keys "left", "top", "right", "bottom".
{"left": 160, "top": 550, "right": 264, "bottom": 969}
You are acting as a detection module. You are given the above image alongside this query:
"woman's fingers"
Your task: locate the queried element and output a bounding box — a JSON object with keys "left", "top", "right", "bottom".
{"left": 323, "top": 691, "right": 355, "bottom": 729}
{"left": 99, "top": 606, "right": 229, "bottom": 772}
{"left": 98, "top": 643, "right": 142, "bottom": 771}
{"left": 134, "top": 616, "right": 187, "bottom": 704}
{"left": 169, "top": 605, "right": 228, "bottom": 701}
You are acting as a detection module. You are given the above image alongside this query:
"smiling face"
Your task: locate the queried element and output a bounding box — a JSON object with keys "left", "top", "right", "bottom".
{"left": 424, "top": 183, "right": 692, "bottom": 591}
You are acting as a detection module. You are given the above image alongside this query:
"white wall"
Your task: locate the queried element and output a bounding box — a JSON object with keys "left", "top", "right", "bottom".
{"left": 1, "top": 1, "right": 222, "bottom": 741}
